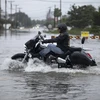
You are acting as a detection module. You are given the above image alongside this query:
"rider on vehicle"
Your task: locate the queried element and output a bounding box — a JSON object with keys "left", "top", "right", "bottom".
{"left": 42, "top": 23, "right": 70, "bottom": 53}
{"left": 32, "top": 23, "right": 70, "bottom": 59}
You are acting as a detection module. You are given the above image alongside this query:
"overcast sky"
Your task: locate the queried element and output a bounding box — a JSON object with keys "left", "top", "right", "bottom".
{"left": 1, "top": 0, "right": 100, "bottom": 20}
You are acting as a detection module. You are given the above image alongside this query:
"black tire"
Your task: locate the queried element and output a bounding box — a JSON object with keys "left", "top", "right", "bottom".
{"left": 11, "top": 53, "right": 29, "bottom": 63}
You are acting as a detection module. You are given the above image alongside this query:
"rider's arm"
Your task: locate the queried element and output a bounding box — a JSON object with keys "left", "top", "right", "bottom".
{"left": 42, "top": 34, "right": 68, "bottom": 43}
{"left": 42, "top": 38, "right": 57, "bottom": 43}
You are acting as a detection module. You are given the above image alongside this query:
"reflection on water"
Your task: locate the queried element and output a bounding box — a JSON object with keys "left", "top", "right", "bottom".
{"left": 0, "top": 30, "right": 14, "bottom": 37}
{"left": 24, "top": 72, "right": 100, "bottom": 100}
{"left": 1, "top": 70, "right": 100, "bottom": 100}
{"left": 0, "top": 30, "right": 30, "bottom": 37}
{"left": 25, "top": 72, "right": 70, "bottom": 99}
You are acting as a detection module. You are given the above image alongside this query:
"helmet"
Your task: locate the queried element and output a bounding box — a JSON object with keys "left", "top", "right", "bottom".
{"left": 38, "top": 31, "right": 41, "bottom": 35}
{"left": 57, "top": 23, "right": 67, "bottom": 33}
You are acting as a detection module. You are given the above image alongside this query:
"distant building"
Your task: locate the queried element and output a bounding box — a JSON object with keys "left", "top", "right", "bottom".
{"left": 0, "top": 10, "right": 11, "bottom": 29}
{"left": 1, "top": 10, "right": 5, "bottom": 19}
{"left": 1, "top": 10, "right": 10, "bottom": 20}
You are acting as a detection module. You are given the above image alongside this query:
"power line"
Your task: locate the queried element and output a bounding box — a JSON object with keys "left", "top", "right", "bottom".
{"left": 5, "top": 0, "right": 7, "bottom": 30}
{"left": 32, "top": 0, "right": 100, "bottom": 3}
{"left": 0, "top": 0, "right": 1, "bottom": 19}
{"left": 8, "top": 0, "right": 14, "bottom": 21}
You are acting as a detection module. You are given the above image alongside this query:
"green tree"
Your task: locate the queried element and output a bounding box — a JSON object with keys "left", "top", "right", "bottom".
{"left": 67, "top": 5, "right": 96, "bottom": 28}
{"left": 12, "top": 12, "right": 32, "bottom": 28}
{"left": 61, "top": 15, "right": 67, "bottom": 23}
{"left": 54, "top": 8, "right": 62, "bottom": 24}
{"left": 90, "top": 7, "right": 100, "bottom": 34}
{"left": 93, "top": 7, "right": 100, "bottom": 26}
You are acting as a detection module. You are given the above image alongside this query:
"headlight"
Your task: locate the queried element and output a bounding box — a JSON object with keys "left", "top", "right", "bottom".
{"left": 24, "top": 45, "right": 28, "bottom": 52}
{"left": 29, "top": 53, "right": 32, "bottom": 58}
{"left": 24, "top": 45, "right": 27, "bottom": 48}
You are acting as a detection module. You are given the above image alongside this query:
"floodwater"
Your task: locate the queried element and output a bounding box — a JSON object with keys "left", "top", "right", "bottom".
{"left": 0, "top": 28, "right": 100, "bottom": 100}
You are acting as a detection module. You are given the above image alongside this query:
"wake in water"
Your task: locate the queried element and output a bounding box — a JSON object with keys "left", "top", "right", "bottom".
{"left": 1, "top": 58, "right": 100, "bottom": 75}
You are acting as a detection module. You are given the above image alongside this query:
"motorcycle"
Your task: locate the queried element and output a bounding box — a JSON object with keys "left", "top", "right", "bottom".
{"left": 11, "top": 31, "right": 97, "bottom": 69}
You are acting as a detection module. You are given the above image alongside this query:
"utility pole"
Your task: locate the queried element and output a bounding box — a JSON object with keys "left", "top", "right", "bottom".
{"left": 8, "top": 0, "right": 14, "bottom": 22}
{"left": 15, "top": 4, "right": 18, "bottom": 28}
{"left": 18, "top": 7, "right": 21, "bottom": 12}
{"left": 5, "top": 0, "right": 7, "bottom": 30}
{"left": 54, "top": 5, "right": 56, "bottom": 28}
{"left": 60, "top": 0, "right": 62, "bottom": 23}
{"left": 18, "top": 7, "right": 21, "bottom": 27}
{"left": 15, "top": 5, "right": 18, "bottom": 13}
{"left": 0, "top": 0, "right": 1, "bottom": 20}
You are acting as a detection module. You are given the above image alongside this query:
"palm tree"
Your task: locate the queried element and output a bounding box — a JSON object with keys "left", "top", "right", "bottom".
{"left": 54, "top": 8, "right": 62, "bottom": 25}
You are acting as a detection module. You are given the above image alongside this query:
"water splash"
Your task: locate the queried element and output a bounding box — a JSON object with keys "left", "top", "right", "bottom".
{"left": 1, "top": 58, "right": 25, "bottom": 71}
{"left": 25, "top": 58, "right": 52, "bottom": 72}
{"left": 24, "top": 58, "right": 100, "bottom": 75}
{"left": 1, "top": 58, "right": 100, "bottom": 75}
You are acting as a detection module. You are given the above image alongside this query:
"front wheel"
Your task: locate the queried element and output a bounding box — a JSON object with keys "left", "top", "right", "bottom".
{"left": 11, "top": 53, "right": 29, "bottom": 63}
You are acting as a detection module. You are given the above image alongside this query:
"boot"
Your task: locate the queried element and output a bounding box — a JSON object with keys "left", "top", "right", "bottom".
{"left": 66, "top": 59, "right": 73, "bottom": 68}
{"left": 59, "top": 51, "right": 71, "bottom": 58}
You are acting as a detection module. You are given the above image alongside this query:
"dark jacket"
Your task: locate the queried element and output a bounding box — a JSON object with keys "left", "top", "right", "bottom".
{"left": 42, "top": 32, "right": 70, "bottom": 52}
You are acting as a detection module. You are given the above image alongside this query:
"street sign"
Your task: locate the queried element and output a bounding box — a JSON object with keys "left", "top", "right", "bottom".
{"left": 81, "top": 31, "right": 90, "bottom": 37}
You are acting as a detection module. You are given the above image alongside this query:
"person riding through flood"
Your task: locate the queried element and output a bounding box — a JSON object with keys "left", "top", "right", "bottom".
{"left": 32, "top": 23, "right": 70, "bottom": 59}
{"left": 40, "top": 23, "right": 70, "bottom": 56}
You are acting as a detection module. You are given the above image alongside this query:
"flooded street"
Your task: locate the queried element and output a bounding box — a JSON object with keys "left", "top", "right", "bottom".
{"left": 0, "top": 29, "right": 100, "bottom": 100}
